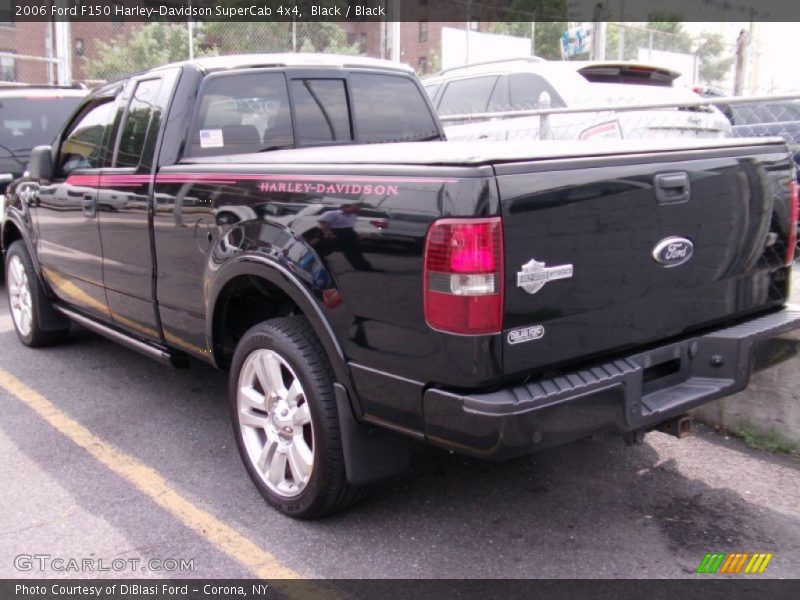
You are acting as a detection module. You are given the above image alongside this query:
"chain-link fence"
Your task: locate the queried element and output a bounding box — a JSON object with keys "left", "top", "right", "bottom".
{"left": 438, "top": 93, "right": 800, "bottom": 145}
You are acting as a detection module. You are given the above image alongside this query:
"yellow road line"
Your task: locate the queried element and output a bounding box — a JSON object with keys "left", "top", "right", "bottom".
{"left": 0, "top": 368, "right": 299, "bottom": 580}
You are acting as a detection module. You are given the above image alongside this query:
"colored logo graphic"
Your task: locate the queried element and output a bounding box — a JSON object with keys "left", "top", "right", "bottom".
{"left": 696, "top": 552, "right": 773, "bottom": 574}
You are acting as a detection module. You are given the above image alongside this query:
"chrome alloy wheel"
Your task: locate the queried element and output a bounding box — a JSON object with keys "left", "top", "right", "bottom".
{"left": 237, "top": 348, "right": 314, "bottom": 498}
{"left": 7, "top": 255, "right": 33, "bottom": 337}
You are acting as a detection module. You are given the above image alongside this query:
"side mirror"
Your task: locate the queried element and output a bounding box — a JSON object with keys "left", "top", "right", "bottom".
{"left": 28, "top": 146, "right": 54, "bottom": 182}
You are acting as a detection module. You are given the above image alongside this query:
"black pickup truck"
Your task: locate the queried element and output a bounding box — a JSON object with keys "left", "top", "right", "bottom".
{"left": 4, "top": 54, "right": 800, "bottom": 518}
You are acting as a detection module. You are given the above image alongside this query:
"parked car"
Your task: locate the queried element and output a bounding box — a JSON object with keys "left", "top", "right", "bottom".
{"left": 423, "top": 58, "right": 732, "bottom": 142}
{"left": 0, "top": 86, "right": 87, "bottom": 217}
{"left": 4, "top": 54, "right": 799, "bottom": 520}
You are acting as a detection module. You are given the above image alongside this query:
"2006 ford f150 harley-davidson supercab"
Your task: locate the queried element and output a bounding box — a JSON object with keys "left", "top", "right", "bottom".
{"left": 4, "top": 54, "right": 800, "bottom": 518}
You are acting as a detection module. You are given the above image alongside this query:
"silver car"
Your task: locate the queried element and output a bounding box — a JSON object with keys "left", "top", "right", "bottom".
{"left": 423, "top": 58, "right": 731, "bottom": 142}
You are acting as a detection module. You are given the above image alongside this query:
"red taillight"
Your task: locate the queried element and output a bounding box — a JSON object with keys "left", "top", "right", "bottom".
{"left": 787, "top": 180, "right": 798, "bottom": 265}
{"left": 423, "top": 217, "right": 503, "bottom": 335}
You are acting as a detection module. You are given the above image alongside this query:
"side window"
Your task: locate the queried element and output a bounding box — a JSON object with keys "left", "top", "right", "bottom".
{"left": 290, "top": 79, "right": 351, "bottom": 144}
{"left": 437, "top": 76, "right": 499, "bottom": 115}
{"left": 57, "top": 100, "right": 117, "bottom": 177}
{"left": 188, "top": 72, "right": 293, "bottom": 158}
{"left": 423, "top": 83, "right": 439, "bottom": 99}
{"left": 349, "top": 73, "right": 439, "bottom": 143}
{"left": 116, "top": 78, "right": 163, "bottom": 169}
{"left": 508, "top": 73, "right": 565, "bottom": 109}
{"left": 487, "top": 75, "right": 509, "bottom": 111}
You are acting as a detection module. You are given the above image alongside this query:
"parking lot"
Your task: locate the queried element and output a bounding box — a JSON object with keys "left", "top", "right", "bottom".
{"left": 0, "top": 281, "right": 799, "bottom": 580}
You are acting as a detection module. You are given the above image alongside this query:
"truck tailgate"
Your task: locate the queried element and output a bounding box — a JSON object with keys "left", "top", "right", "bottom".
{"left": 497, "top": 142, "right": 796, "bottom": 376}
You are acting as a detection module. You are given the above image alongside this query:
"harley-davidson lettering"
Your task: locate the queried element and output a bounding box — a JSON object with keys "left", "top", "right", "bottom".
{"left": 652, "top": 237, "right": 694, "bottom": 267}
{"left": 516, "top": 259, "right": 574, "bottom": 295}
{"left": 257, "top": 181, "right": 400, "bottom": 196}
{"left": 507, "top": 325, "right": 545, "bottom": 345}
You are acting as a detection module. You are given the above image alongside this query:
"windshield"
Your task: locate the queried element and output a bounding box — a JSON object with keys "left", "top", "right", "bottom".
{"left": 0, "top": 96, "right": 82, "bottom": 153}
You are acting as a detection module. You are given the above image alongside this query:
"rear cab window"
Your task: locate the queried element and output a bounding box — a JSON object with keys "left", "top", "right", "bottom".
{"left": 290, "top": 79, "right": 352, "bottom": 144}
{"left": 186, "top": 68, "right": 441, "bottom": 158}
{"left": 349, "top": 73, "right": 440, "bottom": 143}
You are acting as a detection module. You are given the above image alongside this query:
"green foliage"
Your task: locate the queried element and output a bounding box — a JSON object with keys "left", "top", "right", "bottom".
{"left": 605, "top": 22, "right": 733, "bottom": 86}
{"left": 696, "top": 32, "right": 735, "bottom": 85}
{"left": 84, "top": 22, "right": 210, "bottom": 81}
{"left": 200, "top": 22, "right": 360, "bottom": 56}
{"left": 491, "top": 21, "right": 568, "bottom": 60}
{"left": 84, "top": 20, "right": 360, "bottom": 83}
{"left": 488, "top": 0, "right": 568, "bottom": 60}
{"left": 735, "top": 422, "right": 799, "bottom": 455}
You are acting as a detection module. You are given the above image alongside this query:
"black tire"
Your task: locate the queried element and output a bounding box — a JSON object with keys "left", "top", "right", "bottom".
{"left": 228, "top": 315, "right": 365, "bottom": 519}
{"left": 4, "top": 240, "right": 70, "bottom": 347}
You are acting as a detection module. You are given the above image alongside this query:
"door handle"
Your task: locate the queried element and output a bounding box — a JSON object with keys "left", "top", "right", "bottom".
{"left": 654, "top": 172, "right": 691, "bottom": 205}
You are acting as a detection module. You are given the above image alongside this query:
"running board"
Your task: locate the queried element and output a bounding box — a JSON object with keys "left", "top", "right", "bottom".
{"left": 53, "top": 305, "right": 188, "bottom": 368}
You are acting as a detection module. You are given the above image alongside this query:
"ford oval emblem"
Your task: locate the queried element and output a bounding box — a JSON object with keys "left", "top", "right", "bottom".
{"left": 652, "top": 237, "right": 694, "bottom": 267}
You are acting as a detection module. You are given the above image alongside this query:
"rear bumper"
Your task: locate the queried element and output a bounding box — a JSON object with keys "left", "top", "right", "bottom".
{"left": 423, "top": 305, "right": 800, "bottom": 459}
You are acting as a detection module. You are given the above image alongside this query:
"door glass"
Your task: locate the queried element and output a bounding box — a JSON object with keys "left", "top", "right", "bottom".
{"left": 57, "top": 101, "right": 116, "bottom": 177}
{"left": 116, "top": 78, "right": 163, "bottom": 168}
{"left": 437, "top": 76, "right": 498, "bottom": 115}
{"left": 188, "top": 72, "right": 293, "bottom": 158}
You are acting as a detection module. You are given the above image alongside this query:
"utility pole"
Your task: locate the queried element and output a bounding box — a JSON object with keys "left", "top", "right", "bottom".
{"left": 734, "top": 28, "right": 748, "bottom": 95}
{"left": 531, "top": 21, "right": 536, "bottom": 55}
{"left": 53, "top": 0, "right": 71, "bottom": 86}
{"left": 592, "top": 3, "right": 606, "bottom": 60}
{"left": 390, "top": 0, "right": 400, "bottom": 62}
{"left": 187, "top": 3, "right": 194, "bottom": 62}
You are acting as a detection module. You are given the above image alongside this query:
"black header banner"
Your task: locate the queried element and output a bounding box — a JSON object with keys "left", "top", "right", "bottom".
{"left": 4, "top": 0, "right": 800, "bottom": 23}
{"left": 3, "top": 579, "right": 800, "bottom": 600}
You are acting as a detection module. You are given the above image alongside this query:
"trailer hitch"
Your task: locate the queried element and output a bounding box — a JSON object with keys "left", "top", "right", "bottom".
{"left": 656, "top": 414, "right": 693, "bottom": 438}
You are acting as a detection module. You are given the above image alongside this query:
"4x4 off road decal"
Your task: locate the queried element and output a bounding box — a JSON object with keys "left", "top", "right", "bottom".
{"left": 696, "top": 552, "right": 773, "bottom": 574}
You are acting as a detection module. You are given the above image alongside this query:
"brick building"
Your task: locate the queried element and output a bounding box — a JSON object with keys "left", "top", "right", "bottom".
{"left": 0, "top": 20, "right": 140, "bottom": 85}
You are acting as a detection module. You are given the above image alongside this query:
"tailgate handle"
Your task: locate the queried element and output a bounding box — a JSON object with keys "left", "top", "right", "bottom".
{"left": 654, "top": 172, "right": 691, "bottom": 205}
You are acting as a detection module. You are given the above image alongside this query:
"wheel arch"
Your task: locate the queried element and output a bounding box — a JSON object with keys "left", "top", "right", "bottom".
{"left": 207, "top": 255, "right": 355, "bottom": 398}
{"left": 2, "top": 214, "right": 43, "bottom": 282}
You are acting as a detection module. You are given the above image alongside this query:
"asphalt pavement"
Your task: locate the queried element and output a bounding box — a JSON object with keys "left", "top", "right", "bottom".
{"left": 0, "top": 284, "right": 799, "bottom": 580}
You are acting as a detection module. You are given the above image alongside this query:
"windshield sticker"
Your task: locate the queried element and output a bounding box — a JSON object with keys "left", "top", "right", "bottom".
{"left": 199, "top": 129, "right": 224, "bottom": 148}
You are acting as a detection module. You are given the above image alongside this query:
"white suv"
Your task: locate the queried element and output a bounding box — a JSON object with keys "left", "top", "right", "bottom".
{"left": 423, "top": 58, "right": 732, "bottom": 142}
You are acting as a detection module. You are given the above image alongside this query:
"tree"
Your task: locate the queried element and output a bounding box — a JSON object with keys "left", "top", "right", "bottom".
{"left": 696, "top": 32, "right": 735, "bottom": 85}
{"left": 488, "top": 0, "right": 568, "bottom": 60}
{"left": 491, "top": 21, "right": 569, "bottom": 60}
{"left": 85, "top": 23, "right": 210, "bottom": 81}
{"left": 200, "top": 22, "right": 360, "bottom": 55}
